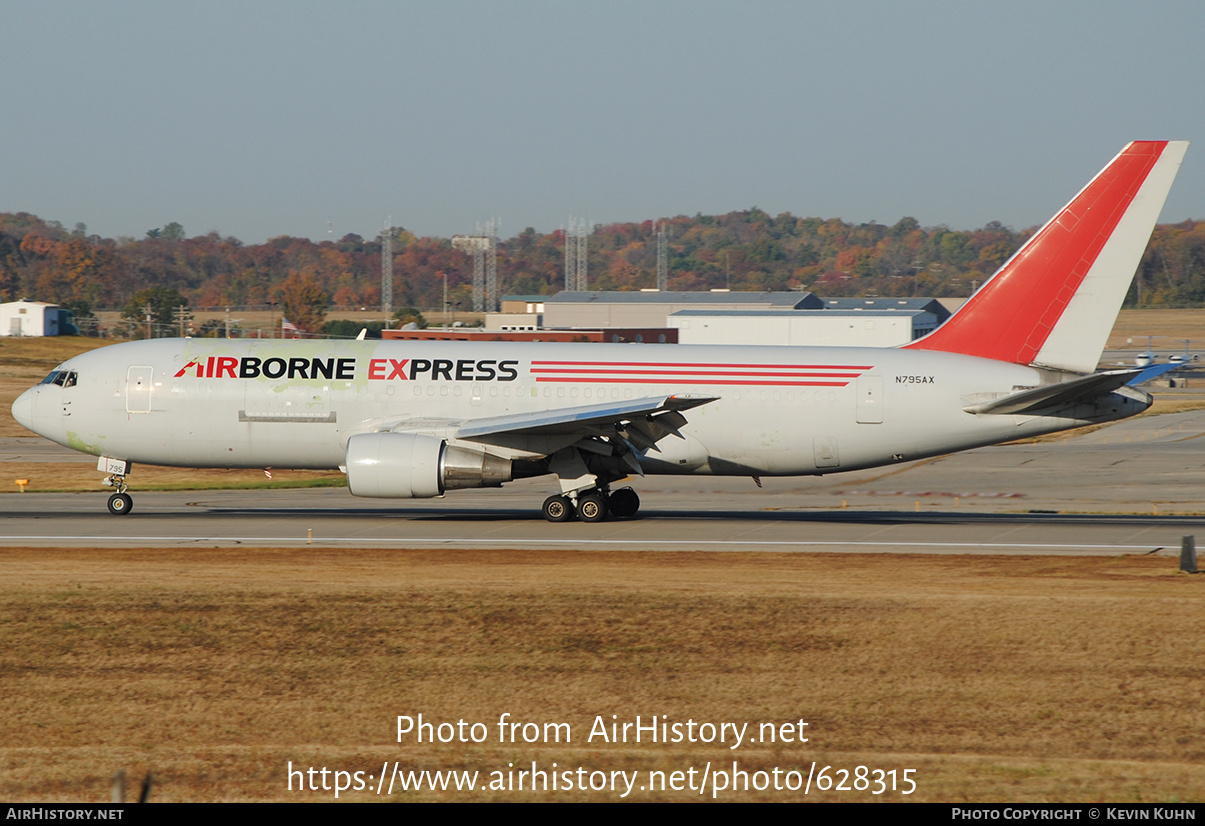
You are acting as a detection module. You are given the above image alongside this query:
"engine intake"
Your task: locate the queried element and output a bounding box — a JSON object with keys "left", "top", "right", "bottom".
{"left": 345, "top": 432, "right": 512, "bottom": 498}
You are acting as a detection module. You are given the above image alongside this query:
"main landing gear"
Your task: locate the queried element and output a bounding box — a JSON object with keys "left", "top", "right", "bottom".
{"left": 541, "top": 486, "right": 640, "bottom": 523}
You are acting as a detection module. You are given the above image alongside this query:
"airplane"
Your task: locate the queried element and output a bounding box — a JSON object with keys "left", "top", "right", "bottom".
{"left": 9, "top": 140, "right": 1189, "bottom": 521}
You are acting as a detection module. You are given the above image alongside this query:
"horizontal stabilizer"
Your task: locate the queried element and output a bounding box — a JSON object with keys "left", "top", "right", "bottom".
{"left": 964, "top": 369, "right": 1143, "bottom": 415}
{"left": 1125, "top": 361, "right": 1182, "bottom": 386}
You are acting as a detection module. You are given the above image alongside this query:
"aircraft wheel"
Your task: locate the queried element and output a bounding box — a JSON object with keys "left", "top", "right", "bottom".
{"left": 577, "top": 491, "right": 608, "bottom": 523}
{"left": 608, "top": 488, "right": 640, "bottom": 518}
{"left": 107, "top": 492, "right": 133, "bottom": 516}
{"left": 542, "top": 494, "right": 575, "bottom": 523}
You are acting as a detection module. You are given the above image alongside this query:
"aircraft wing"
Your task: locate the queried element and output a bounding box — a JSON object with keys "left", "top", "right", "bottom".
{"left": 377, "top": 393, "right": 718, "bottom": 470}
{"left": 964, "top": 369, "right": 1146, "bottom": 415}
{"left": 453, "top": 393, "right": 715, "bottom": 441}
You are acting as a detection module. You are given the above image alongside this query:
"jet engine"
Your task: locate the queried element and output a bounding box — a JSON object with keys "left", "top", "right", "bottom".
{"left": 345, "top": 432, "right": 512, "bottom": 498}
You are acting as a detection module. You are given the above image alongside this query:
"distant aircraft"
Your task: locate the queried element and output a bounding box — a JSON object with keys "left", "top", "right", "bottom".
{"left": 1135, "top": 335, "right": 1157, "bottom": 367}
{"left": 10, "top": 141, "right": 1189, "bottom": 520}
{"left": 1168, "top": 341, "right": 1198, "bottom": 363}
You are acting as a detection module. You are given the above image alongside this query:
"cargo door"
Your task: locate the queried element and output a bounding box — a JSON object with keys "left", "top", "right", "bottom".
{"left": 242, "top": 379, "right": 333, "bottom": 422}
{"left": 126, "top": 366, "right": 154, "bottom": 413}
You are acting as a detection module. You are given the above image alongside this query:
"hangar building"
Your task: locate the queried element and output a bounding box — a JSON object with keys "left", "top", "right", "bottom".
{"left": 536, "top": 290, "right": 823, "bottom": 329}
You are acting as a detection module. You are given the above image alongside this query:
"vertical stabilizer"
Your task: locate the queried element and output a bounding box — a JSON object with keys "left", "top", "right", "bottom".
{"left": 906, "top": 141, "right": 1188, "bottom": 373}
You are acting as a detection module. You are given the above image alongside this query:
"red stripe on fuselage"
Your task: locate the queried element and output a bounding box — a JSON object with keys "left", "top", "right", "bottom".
{"left": 528, "top": 360, "right": 870, "bottom": 387}
{"left": 530, "top": 367, "right": 863, "bottom": 378}
{"left": 533, "top": 376, "right": 852, "bottom": 386}
{"left": 531, "top": 360, "right": 875, "bottom": 369}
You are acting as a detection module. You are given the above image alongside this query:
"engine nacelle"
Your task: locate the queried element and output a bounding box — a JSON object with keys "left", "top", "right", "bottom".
{"left": 345, "top": 432, "right": 512, "bottom": 498}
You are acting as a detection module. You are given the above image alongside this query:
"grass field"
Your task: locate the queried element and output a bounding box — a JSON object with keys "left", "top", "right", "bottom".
{"left": 1, "top": 548, "right": 1202, "bottom": 802}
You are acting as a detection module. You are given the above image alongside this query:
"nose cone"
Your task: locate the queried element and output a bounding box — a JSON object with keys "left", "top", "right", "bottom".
{"left": 11, "top": 388, "right": 35, "bottom": 432}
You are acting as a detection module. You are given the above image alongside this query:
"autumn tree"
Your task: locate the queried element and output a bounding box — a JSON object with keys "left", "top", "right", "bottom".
{"left": 122, "top": 286, "right": 190, "bottom": 339}
{"left": 392, "top": 307, "right": 428, "bottom": 328}
{"left": 277, "top": 270, "right": 329, "bottom": 333}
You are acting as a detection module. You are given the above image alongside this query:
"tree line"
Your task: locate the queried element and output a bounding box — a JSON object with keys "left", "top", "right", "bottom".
{"left": 1, "top": 210, "right": 1202, "bottom": 336}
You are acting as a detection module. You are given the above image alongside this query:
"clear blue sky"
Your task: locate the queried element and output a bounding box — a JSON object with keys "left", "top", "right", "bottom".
{"left": 3, "top": 0, "right": 1201, "bottom": 243}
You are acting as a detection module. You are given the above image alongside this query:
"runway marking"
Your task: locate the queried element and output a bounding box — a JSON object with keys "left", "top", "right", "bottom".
{"left": 0, "top": 535, "right": 1167, "bottom": 553}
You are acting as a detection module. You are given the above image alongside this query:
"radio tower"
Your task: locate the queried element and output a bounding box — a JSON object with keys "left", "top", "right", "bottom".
{"left": 564, "top": 216, "right": 588, "bottom": 291}
{"left": 656, "top": 220, "right": 668, "bottom": 291}
{"left": 576, "top": 218, "right": 588, "bottom": 291}
{"left": 485, "top": 219, "right": 499, "bottom": 312}
{"left": 381, "top": 218, "right": 393, "bottom": 314}
{"left": 452, "top": 219, "right": 499, "bottom": 312}
{"left": 563, "top": 222, "right": 573, "bottom": 291}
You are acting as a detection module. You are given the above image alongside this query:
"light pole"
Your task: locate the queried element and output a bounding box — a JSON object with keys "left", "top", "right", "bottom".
{"left": 440, "top": 272, "right": 448, "bottom": 325}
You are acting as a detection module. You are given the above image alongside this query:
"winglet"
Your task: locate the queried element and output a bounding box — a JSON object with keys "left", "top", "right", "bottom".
{"left": 906, "top": 141, "right": 1188, "bottom": 373}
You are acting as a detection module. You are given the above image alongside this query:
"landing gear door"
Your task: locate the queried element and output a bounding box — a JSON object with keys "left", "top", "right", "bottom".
{"left": 856, "top": 375, "right": 883, "bottom": 424}
{"left": 126, "top": 366, "right": 154, "bottom": 413}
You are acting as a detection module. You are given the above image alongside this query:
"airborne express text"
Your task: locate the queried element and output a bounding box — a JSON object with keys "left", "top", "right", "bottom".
{"left": 175, "top": 356, "right": 519, "bottom": 382}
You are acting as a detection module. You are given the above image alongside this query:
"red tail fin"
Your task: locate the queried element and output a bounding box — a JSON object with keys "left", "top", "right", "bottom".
{"left": 905, "top": 141, "right": 1187, "bottom": 373}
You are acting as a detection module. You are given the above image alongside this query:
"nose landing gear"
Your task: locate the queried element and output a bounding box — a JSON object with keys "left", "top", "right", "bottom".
{"left": 107, "top": 490, "right": 133, "bottom": 515}
{"left": 101, "top": 464, "right": 133, "bottom": 516}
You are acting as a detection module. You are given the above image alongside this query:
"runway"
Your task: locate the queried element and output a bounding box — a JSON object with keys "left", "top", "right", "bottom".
{"left": 1, "top": 408, "right": 1203, "bottom": 553}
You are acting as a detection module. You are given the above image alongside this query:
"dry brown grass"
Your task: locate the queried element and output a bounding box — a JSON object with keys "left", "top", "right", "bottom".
{"left": 2, "top": 548, "right": 1203, "bottom": 802}
{"left": 1107, "top": 310, "right": 1205, "bottom": 350}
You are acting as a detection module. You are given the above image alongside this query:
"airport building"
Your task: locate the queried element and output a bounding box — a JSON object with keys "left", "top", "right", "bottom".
{"left": 669, "top": 308, "right": 939, "bottom": 346}
{"left": 480, "top": 290, "right": 954, "bottom": 347}
{"left": 818, "top": 297, "right": 953, "bottom": 324}
{"left": 382, "top": 327, "right": 677, "bottom": 343}
{"left": 0, "top": 299, "right": 65, "bottom": 337}
{"left": 534, "top": 290, "right": 824, "bottom": 329}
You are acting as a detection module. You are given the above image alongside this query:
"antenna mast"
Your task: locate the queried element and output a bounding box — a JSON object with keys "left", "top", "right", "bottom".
{"left": 656, "top": 220, "right": 668, "bottom": 290}
{"left": 381, "top": 218, "right": 393, "bottom": 315}
{"left": 564, "top": 216, "right": 588, "bottom": 291}
{"left": 452, "top": 219, "right": 499, "bottom": 313}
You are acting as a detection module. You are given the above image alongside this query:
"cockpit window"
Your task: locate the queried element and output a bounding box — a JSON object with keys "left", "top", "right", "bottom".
{"left": 40, "top": 370, "right": 78, "bottom": 387}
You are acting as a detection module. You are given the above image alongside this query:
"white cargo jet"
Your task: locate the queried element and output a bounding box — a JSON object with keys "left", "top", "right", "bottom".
{"left": 10, "top": 141, "right": 1189, "bottom": 521}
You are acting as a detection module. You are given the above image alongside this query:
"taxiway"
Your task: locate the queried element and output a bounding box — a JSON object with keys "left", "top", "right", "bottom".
{"left": 1, "top": 410, "right": 1202, "bottom": 553}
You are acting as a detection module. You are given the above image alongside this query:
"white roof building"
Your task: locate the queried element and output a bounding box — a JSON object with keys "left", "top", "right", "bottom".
{"left": 0, "top": 300, "right": 61, "bottom": 337}
{"left": 669, "top": 309, "right": 938, "bottom": 347}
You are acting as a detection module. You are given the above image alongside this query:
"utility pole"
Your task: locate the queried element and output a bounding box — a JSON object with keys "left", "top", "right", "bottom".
{"left": 175, "top": 305, "right": 188, "bottom": 337}
{"left": 439, "top": 273, "right": 448, "bottom": 324}
{"left": 143, "top": 304, "right": 153, "bottom": 339}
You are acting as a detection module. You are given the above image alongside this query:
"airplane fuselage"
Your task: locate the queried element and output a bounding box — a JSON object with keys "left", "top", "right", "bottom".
{"left": 17, "top": 338, "right": 1148, "bottom": 478}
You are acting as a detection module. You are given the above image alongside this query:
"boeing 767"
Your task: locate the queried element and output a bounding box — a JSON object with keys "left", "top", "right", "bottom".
{"left": 10, "top": 141, "right": 1189, "bottom": 520}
